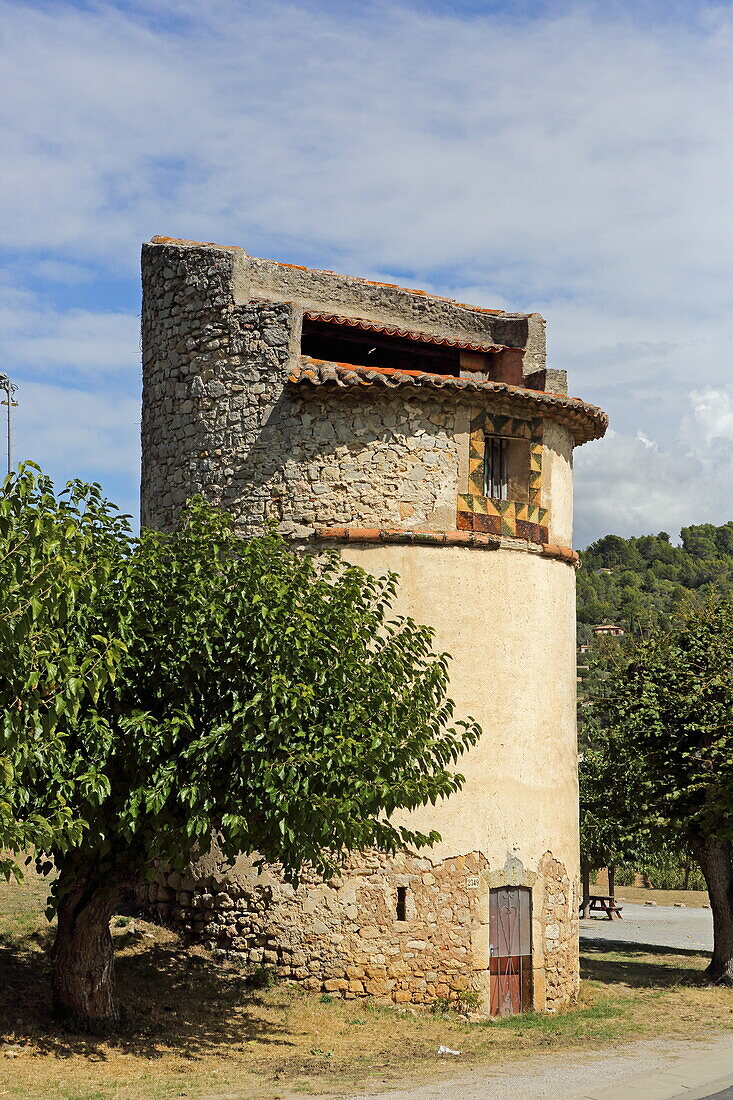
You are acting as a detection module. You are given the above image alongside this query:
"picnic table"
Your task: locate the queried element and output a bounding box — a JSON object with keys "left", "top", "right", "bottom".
{"left": 580, "top": 894, "right": 623, "bottom": 920}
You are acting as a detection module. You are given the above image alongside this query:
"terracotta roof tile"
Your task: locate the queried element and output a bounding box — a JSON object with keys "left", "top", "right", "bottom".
{"left": 303, "top": 310, "right": 504, "bottom": 353}
{"left": 289, "top": 357, "right": 608, "bottom": 445}
{"left": 312, "top": 527, "right": 579, "bottom": 565}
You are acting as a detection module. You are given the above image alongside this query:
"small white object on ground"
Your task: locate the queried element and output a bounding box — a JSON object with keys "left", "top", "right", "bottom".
{"left": 437, "top": 1046, "right": 461, "bottom": 1056}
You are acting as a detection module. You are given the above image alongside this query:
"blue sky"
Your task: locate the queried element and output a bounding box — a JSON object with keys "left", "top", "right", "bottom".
{"left": 2, "top": 0, "right": 733, "bottom": 545}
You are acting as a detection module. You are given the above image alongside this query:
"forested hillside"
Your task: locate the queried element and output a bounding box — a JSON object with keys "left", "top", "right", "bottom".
{"left": 577, "top": 522, "right": 733, "bottom": 643}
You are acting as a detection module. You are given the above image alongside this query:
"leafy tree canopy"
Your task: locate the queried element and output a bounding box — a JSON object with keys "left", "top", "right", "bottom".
{"left": 0, "top": 465, "right": 130, "bottom": 879}
{"left": 0, "top": 472, "right": 480, "bottom": 1026}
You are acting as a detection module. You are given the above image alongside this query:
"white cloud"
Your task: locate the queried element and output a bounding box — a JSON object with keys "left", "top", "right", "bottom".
{"left": 13, "top": 381, "right": 138, "bottom": 473}
{"left": 2, "top": 0, "right": 732, "bottom": 294}
{"left": 687, "top": 386, "right": 733, "bottom": 447}
{"left": 575, "top": 384, "right": 733, "bottom": 545}
{"left": 2, "top": 0, "right": 733, "bottom": 542}
{"left": 8, "top": 380, "right": 140, "bottom": 519}
{"left": 29, "top": 259, "right": 96, "bottom": 284}
{"left": 0, "top": 279, "right": 138, "bottom": 377}
{"left": 7, "top": 309, "right": 138, "bottom": 375}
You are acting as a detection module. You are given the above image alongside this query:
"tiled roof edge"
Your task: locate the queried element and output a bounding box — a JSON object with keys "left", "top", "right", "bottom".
{"left": 149, "top": 235, "right": 246, "bottom": 254}
{"left": 312, "top": 527, "right": 579, "bottom": 566}
{"left": 303, "top": 310, "right": 505, "bottom": 354}
{"left": 290, "top": 358, "right": 608, "bottom": 445}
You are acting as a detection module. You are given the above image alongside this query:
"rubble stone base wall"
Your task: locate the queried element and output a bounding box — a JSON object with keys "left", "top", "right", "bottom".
{"left": 136, "top": 849, "right": 579, "bottom": 1014}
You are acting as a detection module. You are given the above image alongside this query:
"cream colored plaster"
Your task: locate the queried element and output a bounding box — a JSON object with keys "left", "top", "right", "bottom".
{"left": 340, "top": 544, "right": 579, "bottom": 882}
{"left": 541, "top": 421, "right": 574, "bottom": 545}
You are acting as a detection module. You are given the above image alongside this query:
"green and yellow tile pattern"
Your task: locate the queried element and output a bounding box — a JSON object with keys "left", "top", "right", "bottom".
{"left": 457, "top": 411, "right": 548, "bottom": 544}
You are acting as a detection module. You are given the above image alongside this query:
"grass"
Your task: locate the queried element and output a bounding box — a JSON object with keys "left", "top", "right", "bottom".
{"left": 0, "top": 874, "right": 731, "bottom": 1099}
{"left": 613, "top": 886, "right": 711, "bottom": 908}
{"left": 592, "top": 871, "right": 711, "bottom": 909}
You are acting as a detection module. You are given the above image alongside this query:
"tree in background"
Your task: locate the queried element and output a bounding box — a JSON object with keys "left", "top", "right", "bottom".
{"left": 588, "top": 601, "right": 733, "bottom": 984}
{"left": 1, "top": 485, "right": 480, "bottom": 1029}
{"left": 578, "top": 716, "right": 657, "bottom": 910}
{"left": 577, "top": 523, "right": 733, "bottom": 637}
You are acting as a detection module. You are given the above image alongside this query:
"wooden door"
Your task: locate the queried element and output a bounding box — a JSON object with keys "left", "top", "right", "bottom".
{"left": 489, "top": 886, "right": 532, "bottom": 1016}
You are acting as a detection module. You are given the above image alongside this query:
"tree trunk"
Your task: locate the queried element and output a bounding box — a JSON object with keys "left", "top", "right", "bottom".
{"left": 683, "top": 862, "right": 691, "bottom": 891}
{"left": 581, "top": 861, "right": 591, "bottom": 919}
{"left": 51, "top": 867, "right": 121, "bottom": 1030}
{"left": 608, "top": 864, "right": 615, "bottom": 900}
{"left": 691, "top": 833, "right": 733, "bottom": 985}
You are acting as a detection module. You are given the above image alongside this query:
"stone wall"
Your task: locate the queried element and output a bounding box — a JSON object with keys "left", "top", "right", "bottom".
{"left": 141, "top": 242, "right": 294, "bottom": 533}
{"left": 136, "top": 848, "right": 578, "bottom": 1014}
{"left": 141, "top": 240, "right": 488, "bottom": 540}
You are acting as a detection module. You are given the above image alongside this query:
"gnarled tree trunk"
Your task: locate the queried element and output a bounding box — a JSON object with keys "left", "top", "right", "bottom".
{"left": 691, "top": 833, "right": 733, "bottom": 985}
{"left": 51, "top": 866, "right": 121, "bottom": 1029}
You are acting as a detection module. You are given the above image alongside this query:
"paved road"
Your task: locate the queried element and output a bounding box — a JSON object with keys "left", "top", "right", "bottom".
{"left": 580, "top": 903, "right": 713, "bottom": 953}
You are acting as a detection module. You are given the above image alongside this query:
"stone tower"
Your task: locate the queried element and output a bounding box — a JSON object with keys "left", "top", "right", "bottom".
{"left": 140, "top": 236, "right": 607, "bottom": 1015}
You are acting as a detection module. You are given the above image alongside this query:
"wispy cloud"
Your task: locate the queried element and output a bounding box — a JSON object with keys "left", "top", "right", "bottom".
{"left": 1, "top": 0, "right": 732, "bottom": 540}
{"left": 2, "top": 295, "right": 139, "bottom": 378}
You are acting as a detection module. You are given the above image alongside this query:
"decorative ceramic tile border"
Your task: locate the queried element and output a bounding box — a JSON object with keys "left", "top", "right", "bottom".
{"left": 458, "top": 411, "right": 547, "bottom": 543}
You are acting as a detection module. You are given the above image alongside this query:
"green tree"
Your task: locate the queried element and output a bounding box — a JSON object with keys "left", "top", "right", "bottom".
{"left": 4, "top": 491, "right": 480, "bottom": 1028}
{"left": 0, "top": 465, "right": 130, "bottom": 880}
{"left": 579, "top": 717, "right": 667, "bottom": 907}
{"left": 590, "top": 601, "right": 733, "bottom": 984}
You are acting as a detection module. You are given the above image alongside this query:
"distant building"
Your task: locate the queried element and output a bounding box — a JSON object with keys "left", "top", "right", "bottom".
{"left": 592, "top": 624, "right": 625, "bottom": 637}
{"left": 578, "top": 643, "right": 592, "bottom": 654}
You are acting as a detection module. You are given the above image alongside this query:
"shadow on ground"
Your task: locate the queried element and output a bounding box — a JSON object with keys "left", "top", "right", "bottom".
{"left": 581, "top": 942, "right": 711, "bottom": 989}
{"left": 0, "top": 923, "right": 292, "bottom": 1061}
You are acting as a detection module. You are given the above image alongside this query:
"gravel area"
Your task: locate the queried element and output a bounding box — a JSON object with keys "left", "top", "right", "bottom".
{"left": 343, "top": 1033, "right": 733, "bottom": 1099}
{"left": 580, "top": 903, "right": 713, "bottom": 953}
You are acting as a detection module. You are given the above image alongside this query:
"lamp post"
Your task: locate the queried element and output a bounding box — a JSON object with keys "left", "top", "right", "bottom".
{"left": 0, "top": 373, "right": 18, "bottom": 475}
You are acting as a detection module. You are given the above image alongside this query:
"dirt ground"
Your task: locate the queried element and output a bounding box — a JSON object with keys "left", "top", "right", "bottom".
{"left": 0, "top": 873, "right": 731, "bottom": 1100}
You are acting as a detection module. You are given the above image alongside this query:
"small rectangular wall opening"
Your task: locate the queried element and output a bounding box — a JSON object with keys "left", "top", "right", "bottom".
{"left": 483, "top": 435, "right": 530, "bottom": 504}
{"left": 484, "top": 436, "right": 508, "bottom": 500}
{"left": 301, "top": 317, "right": 461, "bottom": 376}
{"left": 396, "top": 886, "right": 408, "bottom": 921}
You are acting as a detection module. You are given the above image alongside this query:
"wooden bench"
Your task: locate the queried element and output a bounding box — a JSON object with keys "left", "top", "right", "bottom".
{"left": 580, "top": 894, "right": 623, "bottom": 920}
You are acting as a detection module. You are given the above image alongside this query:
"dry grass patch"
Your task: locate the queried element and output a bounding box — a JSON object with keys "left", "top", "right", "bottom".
{"left": 613, "top": 886, "right": 710, "bottom": 909}
{"left": 592, "top": 870, "right": 710, "bottom": 908}
{"left": 0, "top": 878, "right": 731, "bottom": 1099}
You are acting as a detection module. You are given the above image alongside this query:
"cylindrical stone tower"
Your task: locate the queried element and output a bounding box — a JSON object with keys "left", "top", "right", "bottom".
{"left": 140, "top": 236, "right": 607, "bottom": 1015}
